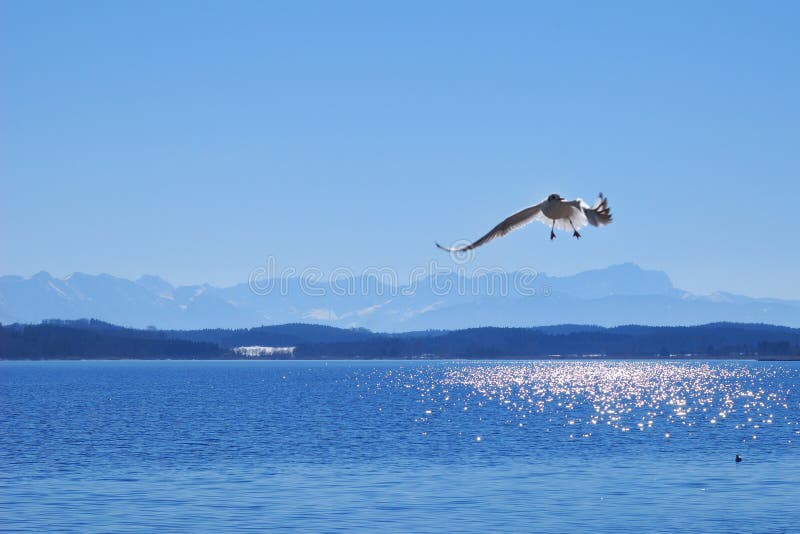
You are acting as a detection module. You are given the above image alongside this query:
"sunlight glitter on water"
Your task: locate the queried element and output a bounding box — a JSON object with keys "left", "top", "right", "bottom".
{"left": 369, "top": 361, "right": 800, "bottom": 444}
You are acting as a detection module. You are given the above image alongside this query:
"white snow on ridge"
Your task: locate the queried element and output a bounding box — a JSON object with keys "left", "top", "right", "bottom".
{"left": 48, "top": 281, "right": 68, "bottom": 298}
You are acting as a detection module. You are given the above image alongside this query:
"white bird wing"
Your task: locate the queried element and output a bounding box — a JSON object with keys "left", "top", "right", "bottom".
{"left": 580, "top": 194, "right": 612, "bottom": 227}
{"left": 553, "top": 194, "right": 612, "bottom": 231}
{"left": 558, "top": 201, "right": 591, "bottom": 230}
{"left": 436, "top": 202, "right": 544, "bottom": 253}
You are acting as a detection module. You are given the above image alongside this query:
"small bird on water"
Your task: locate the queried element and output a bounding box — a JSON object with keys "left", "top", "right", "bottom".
{"left": 736, "top": 454, "right": 742, "bottom": 463}
{"left": 436, "top": 193, "right": 612, "bottom": 253}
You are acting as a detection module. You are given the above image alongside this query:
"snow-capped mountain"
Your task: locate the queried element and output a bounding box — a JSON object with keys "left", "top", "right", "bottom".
{"left": 2, "top": 263, "right": 799, "bottom": 330}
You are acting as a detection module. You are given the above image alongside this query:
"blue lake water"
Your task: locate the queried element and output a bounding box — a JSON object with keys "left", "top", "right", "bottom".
{"left": 1, "top": 360, "right": 799, "bottom": 532}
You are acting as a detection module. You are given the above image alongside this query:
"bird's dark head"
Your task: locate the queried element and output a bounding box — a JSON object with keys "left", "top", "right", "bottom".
{"left": 547, "top": 193, "right": 563, "bottom": 202}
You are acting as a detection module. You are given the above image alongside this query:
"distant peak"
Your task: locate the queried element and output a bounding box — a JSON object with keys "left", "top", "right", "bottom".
{"left": 136, "top": 274, "right": 175, "bottom": 293}
{"left": 137, "top": 274, "right": 172, "bottom": 285}
{"left": 603, "top": 262, "right": 645, "bottom": 272}
{"left": 29, "top": 271, "right": 53, "bottom": 281}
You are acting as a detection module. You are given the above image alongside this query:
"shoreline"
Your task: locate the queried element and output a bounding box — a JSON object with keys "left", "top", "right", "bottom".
{"left": 4, "top": 356, "right": 793, "bottom": 362}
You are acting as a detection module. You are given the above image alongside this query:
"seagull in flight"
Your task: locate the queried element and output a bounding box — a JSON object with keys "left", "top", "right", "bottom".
{"left": 436, "top": 193, "right": 612, "bottom": 253}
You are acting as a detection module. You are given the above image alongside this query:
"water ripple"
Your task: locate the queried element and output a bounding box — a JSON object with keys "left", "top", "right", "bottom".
{"left": 1, "top": 360, "right": 799, "bottom": 531}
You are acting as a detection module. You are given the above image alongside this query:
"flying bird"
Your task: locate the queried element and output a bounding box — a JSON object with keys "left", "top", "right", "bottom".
{"left": 436, "top": 193, "right": 612, "bottom": 253}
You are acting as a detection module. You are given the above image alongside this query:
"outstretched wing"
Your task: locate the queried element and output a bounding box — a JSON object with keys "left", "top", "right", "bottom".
{"left": 436, "top": 203, "right": 543, "bottom": 253}
{"left": 582, "top": 193, "right": 612, "bottom": 227}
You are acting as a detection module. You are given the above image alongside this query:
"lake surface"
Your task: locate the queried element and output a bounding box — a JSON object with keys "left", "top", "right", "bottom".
{"left": 2, "top": 360, "right": 799, "bottom": 532}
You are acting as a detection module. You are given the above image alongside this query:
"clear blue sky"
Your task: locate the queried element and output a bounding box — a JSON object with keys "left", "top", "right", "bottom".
{"left": 2, "top": 1, "right": 798, "bottom": 298}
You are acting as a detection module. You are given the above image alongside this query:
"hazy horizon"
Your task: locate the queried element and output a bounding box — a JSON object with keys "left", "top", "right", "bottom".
{"left": 0, "top": 256, "right": 798, "bottom": 302}
{"left": 0, "top": 260, "right": 788, "bottom": 299}
{"left": 5, "top": 262, "right": 800, "bottom": 331}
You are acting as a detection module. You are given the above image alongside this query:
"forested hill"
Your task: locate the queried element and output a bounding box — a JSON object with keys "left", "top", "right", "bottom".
{"left": 0, "top": 320, "right": 222, "bottom": 359}
{"left": 1, "top": 320, "right": 799, "bottom": 360}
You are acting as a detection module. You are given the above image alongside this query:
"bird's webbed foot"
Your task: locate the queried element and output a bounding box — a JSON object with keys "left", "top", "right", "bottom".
{"left": 573, "top": 230, "right": 581, "bottom": 239}
{"left": 550, "top": 230, "right": 556, "bottom": 240}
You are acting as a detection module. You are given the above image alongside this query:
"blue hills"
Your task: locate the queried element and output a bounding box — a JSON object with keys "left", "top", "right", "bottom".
{"left": 1, "top": 263, "right": 799, "bottom": 330}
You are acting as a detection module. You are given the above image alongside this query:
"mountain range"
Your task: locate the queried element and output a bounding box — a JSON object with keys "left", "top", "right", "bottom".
{"left": 2, "top": 263, "right": 799, "bottom": 330}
